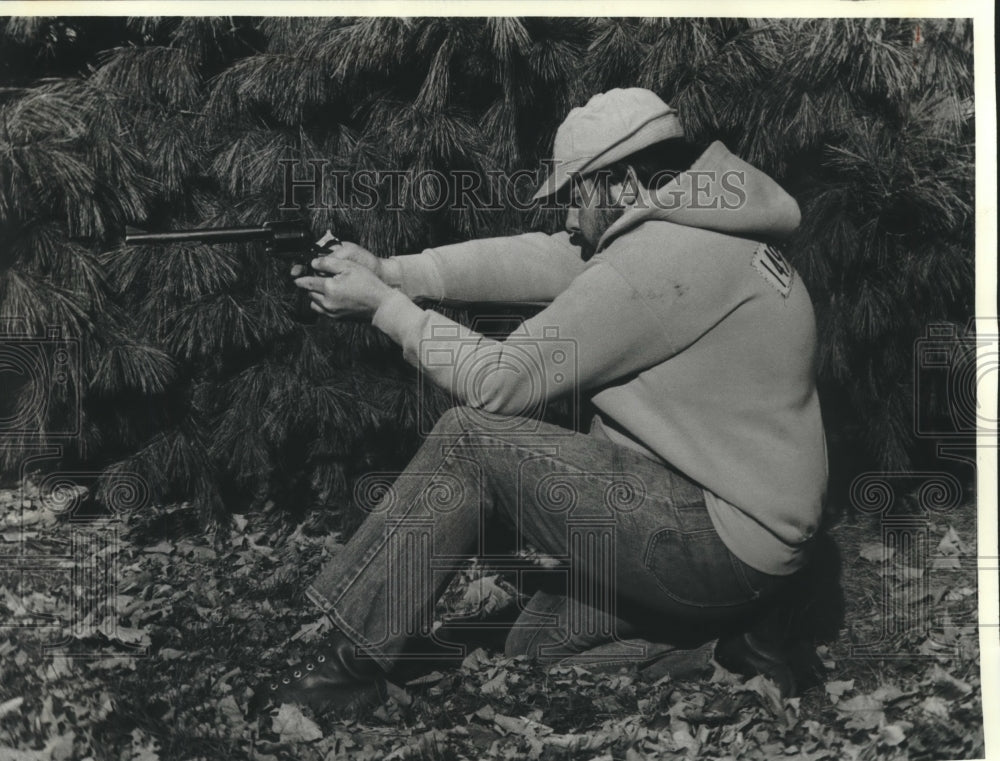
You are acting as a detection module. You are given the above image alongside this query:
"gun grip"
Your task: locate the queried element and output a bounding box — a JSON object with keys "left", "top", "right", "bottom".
{"left": 291, "top": 263, "right": 318, "bottom": 324}
{"left": 291, "top": 236, "right": 340, "bottom": 324}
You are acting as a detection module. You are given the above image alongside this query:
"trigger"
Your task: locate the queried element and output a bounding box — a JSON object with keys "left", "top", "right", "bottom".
{"left": 315, "top": 229, "right": 342, "bottom": 251}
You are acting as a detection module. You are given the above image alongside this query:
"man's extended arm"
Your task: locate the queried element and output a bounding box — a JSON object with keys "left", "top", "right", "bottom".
{"left": 371, "top": 236, "right": 751, "bottom": 414}
{"left": 381, "top": 231, "right": 587, "bottom": 305}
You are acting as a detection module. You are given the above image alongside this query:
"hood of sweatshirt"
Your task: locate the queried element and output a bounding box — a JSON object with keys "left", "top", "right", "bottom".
{"left": 597, "top": 141, "right": 801, "bottom": 252}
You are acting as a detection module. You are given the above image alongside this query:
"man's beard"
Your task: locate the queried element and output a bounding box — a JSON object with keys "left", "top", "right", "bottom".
{"left": 571, "top": 205, "right": 625, "bottom": 261}
{"left": 571, "top": 232, "right": 597, "bottom": 261}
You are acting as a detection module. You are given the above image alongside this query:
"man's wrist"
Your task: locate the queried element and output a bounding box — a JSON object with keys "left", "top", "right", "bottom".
{"left": 372, "top": 280, "right": 397, "bottom": 314}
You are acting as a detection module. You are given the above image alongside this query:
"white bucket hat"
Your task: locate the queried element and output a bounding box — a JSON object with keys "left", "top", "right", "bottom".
{"left": 533, "top": 88, "right": 685, "bottom": 201}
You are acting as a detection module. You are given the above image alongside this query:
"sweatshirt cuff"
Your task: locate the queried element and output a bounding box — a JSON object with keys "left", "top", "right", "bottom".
{"left": 380, "top": 257, "right": 403, "bottom": 288}
{"left": 389, "top": 253, "right": 446, "bottom": 301}
{"left": 372, "top": 290, "right": 427, "bottom": 360}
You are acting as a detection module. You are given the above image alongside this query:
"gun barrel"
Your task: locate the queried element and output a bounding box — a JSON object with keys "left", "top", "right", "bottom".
{"left": 125, "top": 226, "right": 271, "bottom": 245}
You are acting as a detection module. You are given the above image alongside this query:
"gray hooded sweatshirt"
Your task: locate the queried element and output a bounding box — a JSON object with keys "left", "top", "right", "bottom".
{"left": 373, "top": 141, "right": 828, "bottom": 575}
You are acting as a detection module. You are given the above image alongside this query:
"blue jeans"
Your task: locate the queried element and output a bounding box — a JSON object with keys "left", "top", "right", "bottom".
{"left": 307, "top": 408, "right": 787, "bottom": 672}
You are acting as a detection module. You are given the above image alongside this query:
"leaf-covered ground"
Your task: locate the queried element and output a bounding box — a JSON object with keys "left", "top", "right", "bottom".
{"left": 0, "top": 483, "right": 986, "bottom": 761}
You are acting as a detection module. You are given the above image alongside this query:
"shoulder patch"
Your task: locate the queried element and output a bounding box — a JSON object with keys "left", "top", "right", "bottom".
{"left": 751, "top": 243, "right": 794, "bottom": 297}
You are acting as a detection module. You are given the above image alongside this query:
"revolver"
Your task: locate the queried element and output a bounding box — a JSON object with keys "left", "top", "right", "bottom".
{"left": 124, "top": 220, "right": 339, "bottom": 323}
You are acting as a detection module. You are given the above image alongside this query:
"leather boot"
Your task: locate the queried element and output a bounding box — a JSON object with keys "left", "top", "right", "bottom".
{"left": 714, "top": 579, "right": 830, "bottom": 700}
{"left": 715, "top": 535, "right": 840, "bottom": 699}
{"left": 254, "top": 632, "right": 389, "bottom": 716}
{"left": 714, "top": 629, "right": 798, "bottom": 698}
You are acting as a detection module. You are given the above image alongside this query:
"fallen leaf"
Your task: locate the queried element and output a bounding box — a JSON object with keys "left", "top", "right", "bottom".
{"left": 219, "top": 695, "right": 243, "bottom": 725}
{"left": 272, "top": 703, "right": 323, "bottom": 743}
{"left": 384, "top": 730, "right": 450, "bottom": 761}
{"left": 937, "top": 526, "right": 968, "bottom": 556}
{"left": 683, "top": 693, "right": 738, "bottom": 725}
{"left": 945, "top": 585, "right": 975, "bottom": 600}
{"left": 474, "top": 704, "right": 496, "bottom": 722}
{"left": 836, "top": 694, "right": 885, "bottom": 730}
{"left": 46, "top": 731, "right": 75, "bottom": 761}
{"left": 44, "top": 656, "right": 71, "bottom": 679}
{"left": 824, "top": 680, "right": 855, "bottom": 703}
{"left": 926, "top": 664, "right": 973, "bottom": 697}
{"left": 481, "top": 670, "right": 509, "bottom": 696}
{"left": 386, "top": 682, "right": 412, "bottom": 707}
{"left": 1, "top": 529, "right": 34, "bottom": 543}
{"left": 879, "top": 724, "right": 906, "bottom": 746}
{"left": 815, "top": 645, "right": 836, "bottom": 670}
{"left": 919, "top": 695, "right": 950, "bottom": 718}
{"left": 932, "top": 556, "right": 961, "bottom": 570}
{"left": 740, "top": 674, "right": 785, "bottom": 718}
{"left": 461, "top": 648, "right": 490, "bottom": 671}
{"left": 0, "top": 746, "right": 42, "bottom": 761}
{"left": 870, "top": 684, "right": 905, "bottom": 703}
{"left": 0, "top": 697, "right": 24, "bottom": 718}
{"left": 671, "top": 723, "right": 699, "bottom": 754}
{"left": 493, "top": 713, "right": 553, "bottom": 738}
{"left": 130, "top": 728, "right": 161, "bottom": 761}
{"left": 101, "top": 623, "right": 151, "bottom": 647}
{"left": 918, "top": 636, "right": 954, "bottom": 656}
{"left": 493, "top": 714, "right": 525, "bottom": 736}
{"left": 859, "top": 543, "right": 894, "bottom": 563}
{"left": 929, "top": 581, "right": 952, "bottom": 604}
{"left": 291, "top": 619, "right": 329, "bottom": 643}
{"left": 457, "top": 575, "right": 514, "bottom": 616}
{"left": 406, "top": 671, "right": 445, "bottom": 687}
{"left": 87, "top": 657, "right": 137, "bottom": 672}
{"left": 893, "top": 581, "right": 932, "bottom": 606}
{"left": 1, "top": 508, "right": 42, "bottom": 528}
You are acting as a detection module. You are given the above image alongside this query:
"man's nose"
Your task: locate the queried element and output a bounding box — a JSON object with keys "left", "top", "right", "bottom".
{"left": 565, "top": 208, "right": 579, "bottom": 233}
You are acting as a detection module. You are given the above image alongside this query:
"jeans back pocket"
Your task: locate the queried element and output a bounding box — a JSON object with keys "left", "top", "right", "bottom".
{"left": 644, "top": 523, "right": 763, "bottom": 609}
